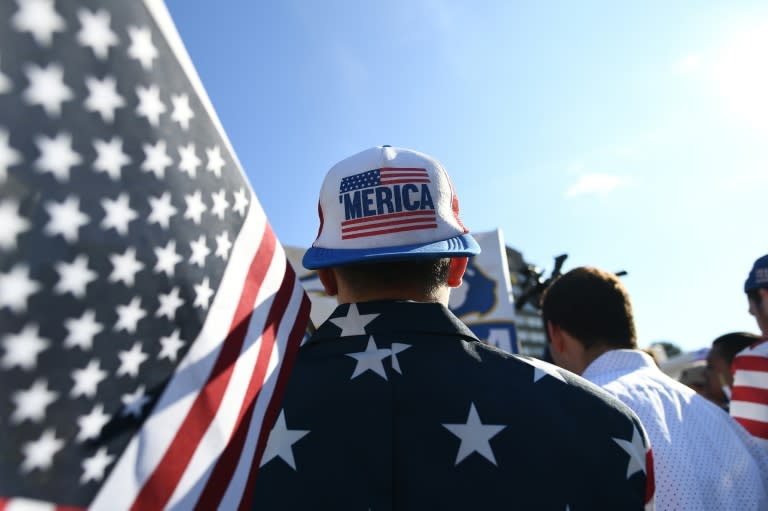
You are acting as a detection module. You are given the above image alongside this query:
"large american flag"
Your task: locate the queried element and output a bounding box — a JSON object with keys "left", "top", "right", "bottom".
{"left": 0, "top": 0, "right": 309, "bottom": 509}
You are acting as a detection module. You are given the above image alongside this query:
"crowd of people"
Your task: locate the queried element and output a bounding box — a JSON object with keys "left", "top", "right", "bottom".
{"left": 254, "top": 145, "right": 768, "bottom": 510}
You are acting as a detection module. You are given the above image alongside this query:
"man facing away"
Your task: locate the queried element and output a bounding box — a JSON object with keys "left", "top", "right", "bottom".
{"left": 542, "top": 266, "right": 768, "bottom": 511}
{"left": 252, "top": 146, "right": 654, "bottom": 510}
{"left": 732, "top": 254, "right": 768, "bottom": 448}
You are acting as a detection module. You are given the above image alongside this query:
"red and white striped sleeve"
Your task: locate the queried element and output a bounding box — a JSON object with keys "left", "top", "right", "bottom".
{"left": 730, "top": 339, "right": 768, "bottom": 449}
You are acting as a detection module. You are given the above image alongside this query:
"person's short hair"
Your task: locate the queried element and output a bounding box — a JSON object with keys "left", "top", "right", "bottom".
{"left": 711, "top": 332, "right": 759, "bottom": 363}
{"left": 541, "top": 266, "right": 637, "bottom": 350}
{"left": 334, "top": 258, "right": 451, "bottom": 297}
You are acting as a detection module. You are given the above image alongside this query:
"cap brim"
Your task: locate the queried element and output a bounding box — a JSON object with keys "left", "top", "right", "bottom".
{"left": 302, "top": 233, "right": 481, "bottom": 269}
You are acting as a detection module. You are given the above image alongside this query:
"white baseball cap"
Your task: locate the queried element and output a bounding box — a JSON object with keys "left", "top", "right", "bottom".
{"left": 303, "top": 146, "right": 480, "bottom": 269}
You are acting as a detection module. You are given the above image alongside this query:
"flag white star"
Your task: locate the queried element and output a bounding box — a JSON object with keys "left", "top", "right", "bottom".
{"left": 158, "top": 329, "right": 185, "bottom": 362}
{"left": 85, "top": 76, "right": 125, "bottom": 123}
{"left": 525, "top": 356, "right": 567, "bottom": 384}
{"left": 109, "top": 247, "right": 144, "bottom": 286}
{"left": 44, "top": 196, "right": 89, "bottom": 243}
{"left": 0, "top": 199, "right": 30, "bottom": 249}
{"left": 154, "top": 240, "right": 182, "bottom": 277}
{"left": 21, "top": 429, "right": 64, "bottom": 473}
{"left": 0, "top": 264, "right": 40, "bottom": 313}
{"left": 178, "top": 142, "right": 201, "bottom": 178}
{"left": 101, "top": 193, "right": 138, "bottom": 235}
{"left": 193, "top": 277, "right": 214, "bottom": 309}
{"left": 12, "top": 0, "right": 66, "bottom": 47}
{"left": 35, "top": 132, "right": 82, "bottom": 181}
{"left": 0, "top": 54, "right": 11, "bottom": 94}
{"left": 23, "top": 63, "right": 72, "bottom": 117}
{"left": 613, "top": 426, "right": 647, "bottom": 479}
{"left": 233, "top": 187, "right": 249, "bottom": 216}
{"left": 2, "top": 324, "right": 49, "bottom": 371}
{"left": 260, "top": 410, "right": 310, "bottom": 470}
{"left": 77, "top": 8, "right": 118, "bottom": 59}
{"left": 206, "top": 145, "right": 225, "bottom": 177}
{"left": 81, "top": 447, "right": 114, "bottom": 484}
{"left": 390, "top": 343, "right": 412, "bottom": 374}
{"left": 115, "top": 297, "right": 146, "bottom": 334}
{"left": 184, "top": 190, "right": 207, "bottom": 224}
{"left": 55, "top": 254, "right": 96, "bottom": 298}
{"left": 142, "top": 139, "right": 173, "bottom": 179}
{"left": 148, "top": 192, "right": 177, "bottom": 229}
{"left": 189, "top": 234, "right": 210, "bottom": 268}
{"left": 64, "top": 310, "right": 103, "bottom": 350}
{"left": 0, "top": 128, "right": 22, "bottom": 183}
{"left": 117, "top": 342, "right": 148, "bottom": 378}
{"left": 170, "top": 93, "right": 194, "bottom": 130}
{"left": 127, "top": 25, "right": 158, "bottom": 70}
{"left": 12, "top": 379, "right": 58, "bottom": 424}
{"left": 210, "top": 189, "right": 230, "bottom": 220}
{"left": 346, "top": 336, "right": 391, "bottom": 380}
{"left": 93, "top": 136, "right": 131, "bottom": 180}
{"left": 442, "top": 403, "right": 506, "bottom": 466}
{"left": 136, "top": 84, "right": 165, "bottom": 126}
{"left": 157, "top": 287, "right": 184, "bottom": 319}
{"left": 71, "top": 360, "right": 107, "bottom": 398}
{"left": 330, "top": 303, "right": 379, "bottom": 336}
{"left": 76, "top": 403, "right": 110, "bottom": 443}
{"left": 121, "top": 385, "right": 150, "bottom": 418}
{"left": 215, "top": 231, "right": 232, "bottom": 260}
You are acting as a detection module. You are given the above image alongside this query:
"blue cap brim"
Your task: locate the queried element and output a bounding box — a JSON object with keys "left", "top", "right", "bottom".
{"left": 302, "top": 233, "right": 481, "bottom": 269}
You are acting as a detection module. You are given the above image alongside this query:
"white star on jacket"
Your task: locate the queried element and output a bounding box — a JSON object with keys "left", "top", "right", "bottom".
{"left": 64, "top": 310, "right": 103, "bottom": 350}
{"left": 330, "top": 303, "right": 380, "bottom": 336}
{"left": 612, "top": 426, "right": 647, "bottom": 479}
{"left": 525, "top": 356, "right": 568, "bottom": 384}
{"left": 44, "top": 196, "right": 89, "bottom": 242}
{"left": 154, "top": 240, "right": 183, "bottom": 277}
{"left": 442, "top": 403, "right": 507, "bottom": 466}
{"left": 55, "top": 255, "right": 96, "bottom": 297}
{"left": 346, "top": 337, "right": 392, "bottom": 380}
{"left": 114, "top": 297, "right": 146, "bottom": 334}
{"left": 117, "top": 342, "right": 148, "bottom": 378}
{"left": 70, "top": 360, "right": 107, "bottom": 399}
{"left": 157, "top": 287, "right": 184, "bottom": 320}
{"left": 2, "top": 323, "right": 49, "bottom": 370}
{"left": 76, "top": 404, "right": 110, "bottom": 443}
{"left": 158, "top": 329, "right": 185, "bottom": 362}
{"left": 12, "top": 379, "right": 58, "bottom": 424}
{"left": 22, "top": 429, "right": 64, "bottom": 473}
{"left": 261, "top": 410, "right": 310, "bottom": 470}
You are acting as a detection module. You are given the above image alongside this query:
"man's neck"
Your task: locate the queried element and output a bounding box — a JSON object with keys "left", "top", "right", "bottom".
{"left": 336, "top": 286, "right": 450, "bottom": 306}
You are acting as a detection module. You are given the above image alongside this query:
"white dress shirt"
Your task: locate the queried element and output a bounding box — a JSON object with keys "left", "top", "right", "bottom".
{"left": 583, "top": 349, "right": 768, "bottom": 511}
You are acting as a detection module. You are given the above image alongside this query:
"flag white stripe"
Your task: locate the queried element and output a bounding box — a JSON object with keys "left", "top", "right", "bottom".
{"left": 166, "top": 248, "right": 288, "bottom": 509}
{"left": 90, "top": 198, "right": 268, "bottom": 509}
{"left": 733, "top": 370, "right": 768, "bottom": 390}
{"left": 730, "top": 401, "right": 768, "bottom": 423}
{"left": 218, "top": 274, "right": 307, "bottom": 510}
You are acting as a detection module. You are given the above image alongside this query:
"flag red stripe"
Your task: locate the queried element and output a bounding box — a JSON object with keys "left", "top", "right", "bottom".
{"left": 341, "top": 209, "right": 435, "bottom": 227}
{"left": 644, "top": 449, "right": 655, "bottom": 504}
{"left": 239, "top": 294, "right": 311, "bottom": 511}
{"left": 379, "top": 178, "right": 430, "bottom": 185}
{"left": 380, "top": 171, "right": 428, "bottom": 178}
{"left": 342, "top": 215, "right": 437, "bottom": 233}
{"left": 341, "top": 223, "right": 438, "bottom": 239}
{"left": 733, "top": 355, "right": 768, "bottom": 372}
{"left": 733, "top": 417, "right": 768, "bottom": 439}
{"left": 130, "top": 224, "right": 277, "bottom": 511}
{"left": 731, "top": 386, "right": 768, "bottom": 405}
{"left": 380, "top": 167, "right": 426, "bottom": 172}
{"left": 194, "top": 263, "right": 301, "bottom": 510}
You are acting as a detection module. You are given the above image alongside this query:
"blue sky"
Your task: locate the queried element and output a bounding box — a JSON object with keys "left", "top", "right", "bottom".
{"left": 165, "top": 0, "right": 768, "bottom": 352}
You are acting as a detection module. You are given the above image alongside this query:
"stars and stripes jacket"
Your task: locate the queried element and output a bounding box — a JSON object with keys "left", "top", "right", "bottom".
{"left": 253, "top": 300, "right": 655, "bottom": 510}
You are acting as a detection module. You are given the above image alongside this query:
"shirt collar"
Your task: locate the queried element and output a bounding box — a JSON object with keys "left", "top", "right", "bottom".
{"left": 582, "top": 349, "right": 657, "bottom": 380}
{"left": 309, "top": 300, "right": 478, "bottom": 343}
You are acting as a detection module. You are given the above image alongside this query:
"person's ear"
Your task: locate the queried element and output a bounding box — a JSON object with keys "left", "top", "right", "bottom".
{"left": 317, "top": 268, "right": 338, "bottom": 296}
{"left": 547, "top": 321, "right": 565, "bottom": 354}
{"left": 447, "top": 257, "right": 468, "bottom": 287}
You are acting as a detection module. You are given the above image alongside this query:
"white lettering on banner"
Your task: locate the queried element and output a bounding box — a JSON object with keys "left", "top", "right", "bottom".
{"left": 486, "top": 328, "right": 512, "bottom": 353}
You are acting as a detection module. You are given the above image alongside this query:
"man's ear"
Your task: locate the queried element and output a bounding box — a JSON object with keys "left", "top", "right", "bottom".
{"left": 317, "top": 268, "right": 338, "bottom": 296}
{"left": 447, "top": 257, "right": 468, "bottom": 288}
{"left": 546, "top": 321, "right": 565, "bottom": 354}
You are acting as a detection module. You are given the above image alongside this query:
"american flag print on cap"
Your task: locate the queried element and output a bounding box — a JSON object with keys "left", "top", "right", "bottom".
{"left": 303, "top": 146, "right": 480, "bottom": 269}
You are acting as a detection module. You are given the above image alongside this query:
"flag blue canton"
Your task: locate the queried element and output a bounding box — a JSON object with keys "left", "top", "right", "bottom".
{"left": 339, "top": 169, "right": 380, "bottom": 193}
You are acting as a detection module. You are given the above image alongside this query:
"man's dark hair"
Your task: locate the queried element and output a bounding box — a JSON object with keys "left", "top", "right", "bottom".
{"left": 711, "top": 332, "right": 759, "bottom": 363}
{"left": 334, "top": 258, "right": 451, "bottom": 297}
{"left": 541, "top": 266, "right": 637, "bottom": 350}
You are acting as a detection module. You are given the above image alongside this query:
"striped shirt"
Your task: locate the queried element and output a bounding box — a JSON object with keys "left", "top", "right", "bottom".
{"left": 731, "top": 339, "right": 768, "bottom": 449}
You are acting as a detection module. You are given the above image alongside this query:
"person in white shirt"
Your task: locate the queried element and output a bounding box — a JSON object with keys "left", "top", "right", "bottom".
{"left": 541, "top": 266, "right": 768, "bottom": 511}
